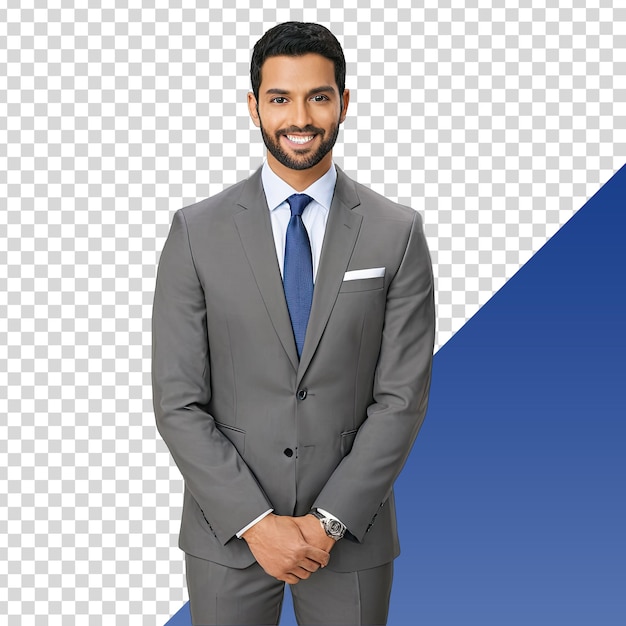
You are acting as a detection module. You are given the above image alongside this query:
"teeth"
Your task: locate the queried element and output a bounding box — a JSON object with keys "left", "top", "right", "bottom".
{"left": 286, "top": 135, "right": 314, "bottom": 144}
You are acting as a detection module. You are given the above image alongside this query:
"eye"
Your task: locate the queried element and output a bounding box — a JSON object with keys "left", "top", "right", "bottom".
{"left": 311, "top": 94, "right": 329, "bottom": 102}
{"left": 270, "top": 96, "right": 288, "bottom": 104}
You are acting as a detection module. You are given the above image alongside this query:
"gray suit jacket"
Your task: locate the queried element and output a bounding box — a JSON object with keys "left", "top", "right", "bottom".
{"left": 152, "top": 166, "right": 435, "bottom": 572}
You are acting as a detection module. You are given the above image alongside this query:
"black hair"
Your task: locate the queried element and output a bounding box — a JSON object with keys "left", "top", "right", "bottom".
{"left": 250, "top": 22, "right": 346, "bottom": 100}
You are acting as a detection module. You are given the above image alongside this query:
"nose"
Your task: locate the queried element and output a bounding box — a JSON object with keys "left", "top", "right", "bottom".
{"left": 292, "top": 98, "right": 313, "bottom": 129}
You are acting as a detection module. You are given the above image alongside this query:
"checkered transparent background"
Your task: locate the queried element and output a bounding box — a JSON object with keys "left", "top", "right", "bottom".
{"left": 1, "top": 0, "right": 624, "bottom": 623}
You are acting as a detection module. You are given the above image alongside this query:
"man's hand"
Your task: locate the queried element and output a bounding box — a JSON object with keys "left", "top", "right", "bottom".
{"left": 242, "top": 513, "right": 330, "bottom": 584}
{"left": 292, "top": 514, "right": 337, "bottom": 554}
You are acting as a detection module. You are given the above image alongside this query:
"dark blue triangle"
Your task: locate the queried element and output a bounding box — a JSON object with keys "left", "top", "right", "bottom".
{"left": 390, "top": 163, "right": 626, "bottom": 625}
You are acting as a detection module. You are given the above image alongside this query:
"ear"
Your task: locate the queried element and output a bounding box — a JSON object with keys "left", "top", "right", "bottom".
{"left": 339, "top": 88, "right": 350, "bottom": 124}
{"left": 248, "top": 92, "right": 261, "bottom": 127}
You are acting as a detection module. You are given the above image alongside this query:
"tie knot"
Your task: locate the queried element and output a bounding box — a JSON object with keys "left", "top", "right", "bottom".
{"left": 286, "top": 193, "right": 313, "bottom": 218}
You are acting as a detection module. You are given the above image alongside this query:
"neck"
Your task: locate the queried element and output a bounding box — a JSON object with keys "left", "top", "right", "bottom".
{"left": 266, "top": 153, "right": 333, "bottom": 192}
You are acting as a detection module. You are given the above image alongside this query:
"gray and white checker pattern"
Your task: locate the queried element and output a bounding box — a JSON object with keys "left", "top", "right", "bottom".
{"left": 1, "top": 1, "right": 624, "bottom": 623}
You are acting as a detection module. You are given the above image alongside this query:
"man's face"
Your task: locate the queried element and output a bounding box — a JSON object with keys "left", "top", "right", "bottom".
{"left": 248, "top": 54, "right": 349, "bottom": 174}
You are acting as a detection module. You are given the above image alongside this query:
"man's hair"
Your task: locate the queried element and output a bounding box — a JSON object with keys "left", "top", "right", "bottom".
{"left": 250, "top": 22, "right": 346, "bottom": 100}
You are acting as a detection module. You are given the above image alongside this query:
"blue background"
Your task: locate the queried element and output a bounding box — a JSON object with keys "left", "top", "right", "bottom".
{"left": 167, "top": 164, "right": 626, "bottom": 625}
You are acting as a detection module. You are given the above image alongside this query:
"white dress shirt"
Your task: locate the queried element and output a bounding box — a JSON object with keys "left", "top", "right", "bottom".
{"left": 236, "top": 161, "right": 344, "bottom": 539}
{"left": 262, "top": 160, "right": 337, "bottom": 281}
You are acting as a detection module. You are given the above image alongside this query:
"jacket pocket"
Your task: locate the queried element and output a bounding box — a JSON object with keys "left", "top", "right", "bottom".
{"left": 339, "top": 276, "right": 384, "bottom": 293}
{"left": 215, "top": 421, "right": 246, "bottom": 456}
{"left": 340, "top": 428, "right": 359, "bottom": 455}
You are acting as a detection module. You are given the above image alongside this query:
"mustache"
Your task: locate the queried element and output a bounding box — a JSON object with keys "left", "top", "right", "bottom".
{"left": 277, "top": 125, "right": 325, "bottom": 136}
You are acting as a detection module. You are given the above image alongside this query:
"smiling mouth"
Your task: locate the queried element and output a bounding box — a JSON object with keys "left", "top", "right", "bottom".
{"left": 284, "top": 134, "right": 316, "bottom": 146}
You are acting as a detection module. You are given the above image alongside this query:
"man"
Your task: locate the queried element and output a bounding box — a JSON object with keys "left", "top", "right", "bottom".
{"left": 152, "top": 21, "right": 435, "bottom": 625}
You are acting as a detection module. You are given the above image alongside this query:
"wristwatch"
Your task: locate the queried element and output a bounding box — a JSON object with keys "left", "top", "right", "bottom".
{"left": 310, "top": 509, "right": 346, "bottom": 540}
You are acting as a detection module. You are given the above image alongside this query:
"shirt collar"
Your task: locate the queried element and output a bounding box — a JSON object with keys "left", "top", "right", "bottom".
{"left": 261, "top": 161, "right": 337, "bottom": 212}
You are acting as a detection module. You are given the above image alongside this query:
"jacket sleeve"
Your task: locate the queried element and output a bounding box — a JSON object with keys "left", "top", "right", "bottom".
{"left": 313, "top": 210, "right": 436, "bottom": 541}
{"left": 152, "top": 209, "right": 272, "bottom": 544}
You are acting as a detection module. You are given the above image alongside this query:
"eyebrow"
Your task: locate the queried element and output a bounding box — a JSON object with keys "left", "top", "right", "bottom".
{"left": 264, "top": 85, "right": 336, "bottom": 96}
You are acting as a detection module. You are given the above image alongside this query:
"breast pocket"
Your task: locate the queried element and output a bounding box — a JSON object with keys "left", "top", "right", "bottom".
{"left": 339, "top": 276, "right": 384, "bottom": 293}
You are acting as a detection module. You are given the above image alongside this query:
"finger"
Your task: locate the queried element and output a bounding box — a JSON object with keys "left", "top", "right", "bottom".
{"left": 290, "top": 566, "right": 312, "bottom": 580}
{"left": 299, "top": 558, "right": 321, "bottom": 573}
{"left": 279, "top": 573, "right": 300, "bottom": 585}
{"left": 305, "top": 546, "right": 330, "bottom": 567}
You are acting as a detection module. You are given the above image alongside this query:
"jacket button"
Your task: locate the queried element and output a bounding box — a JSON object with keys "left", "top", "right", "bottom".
{"left": 283, "top": 448, "right": 294, "bottom": 457}
{"left": 296, "top": 388, "right": 307, "bottom": 400}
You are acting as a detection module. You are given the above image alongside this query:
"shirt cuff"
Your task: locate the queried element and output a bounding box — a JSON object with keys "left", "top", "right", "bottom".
{"left": 236, "top": 509, "right": 274, "bottom": 539}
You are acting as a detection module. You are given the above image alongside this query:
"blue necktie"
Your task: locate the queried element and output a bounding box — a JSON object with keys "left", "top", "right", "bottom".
{"left": 283, "top": 193, "right": 314, "bottom": 358}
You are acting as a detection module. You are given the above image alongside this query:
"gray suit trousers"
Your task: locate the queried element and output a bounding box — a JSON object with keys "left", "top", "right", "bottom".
{"left": 185, "top": 552, "right": 393, "bottom": 626}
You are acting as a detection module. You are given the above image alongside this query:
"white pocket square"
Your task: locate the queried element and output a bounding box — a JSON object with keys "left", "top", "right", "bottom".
{"left": 343, "top": 267, "right": 385, "bottom": 281}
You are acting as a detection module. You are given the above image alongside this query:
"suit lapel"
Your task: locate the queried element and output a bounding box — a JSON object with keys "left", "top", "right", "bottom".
{"left": 297, "top": 168, "right": 363, "bottom": 383}
{"left": 233, "top": 169, "right": 300, "bottom": 371}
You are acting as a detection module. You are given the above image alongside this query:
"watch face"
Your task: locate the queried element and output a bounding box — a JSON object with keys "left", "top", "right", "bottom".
{"left": 326, "top": 519, "right": 345, "bottom": 538}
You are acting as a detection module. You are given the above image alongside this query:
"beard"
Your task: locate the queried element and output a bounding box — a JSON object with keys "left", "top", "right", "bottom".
{"left": 258, "top": 117, "right": 341, "bottom": 171}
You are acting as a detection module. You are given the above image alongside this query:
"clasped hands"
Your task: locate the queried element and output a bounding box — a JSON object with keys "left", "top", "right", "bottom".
{"left": 242, "top": 513, "right": 336, "bottom": 584}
